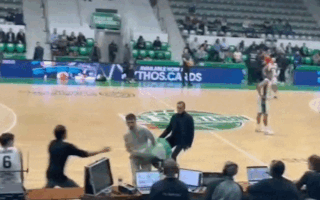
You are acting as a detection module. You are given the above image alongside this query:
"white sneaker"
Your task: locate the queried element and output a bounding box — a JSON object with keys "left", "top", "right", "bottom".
{"left": 264, "top": 128, "right": 274, "bottom": 135}
{"left": 255, "top": 125, "right": 262, "bottom": 132}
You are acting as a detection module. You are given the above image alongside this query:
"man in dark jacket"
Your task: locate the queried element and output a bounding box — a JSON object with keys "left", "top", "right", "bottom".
{"left": 91, "top": 42, "right": 101, "bottom": 62}
{"left": 247, "top": 160, "right": 301, "bottom": 200}
{"left": 150, "top": 159, "right": 190, "bottom": 200}
{"left": 108, "top": 41, "right": 118, "bottom": 63}
{"left": 6, "top": 28, "right": 15, "bottom": 43}
{"left": 160, "top": 101, "right": 194, "bottom": 161}
{"left": 33, "top": 42, "right": 44, "bottom": 61}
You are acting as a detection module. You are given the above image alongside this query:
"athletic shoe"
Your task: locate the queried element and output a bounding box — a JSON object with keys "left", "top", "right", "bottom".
{"left": 264, "top": 128, "right": 274, "bottom": 135}
{"left": 255, "top": 126, "right": 262, "bottom": 132}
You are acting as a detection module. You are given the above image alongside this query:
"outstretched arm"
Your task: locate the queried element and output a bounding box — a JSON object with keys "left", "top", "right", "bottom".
{"left": 160, "top": 115, "right": 174, "bottom": 138}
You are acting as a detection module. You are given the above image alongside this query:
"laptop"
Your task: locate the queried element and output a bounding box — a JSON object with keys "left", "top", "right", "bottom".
{"left": 247, "top": 166, "right": 271, "bottom": 185}
{"left": 179, "top": 169, "right": 203, "bottom": 192}
{"left": 135, "top": 171, "right": 161, "bottom": 194}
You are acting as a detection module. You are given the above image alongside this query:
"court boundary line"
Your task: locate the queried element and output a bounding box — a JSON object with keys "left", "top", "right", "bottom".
{"left": 309, "top": 98, "right": 320, "bottom": 113}
{"left": 0, "top": 102, "right": 17, "bottom": 133}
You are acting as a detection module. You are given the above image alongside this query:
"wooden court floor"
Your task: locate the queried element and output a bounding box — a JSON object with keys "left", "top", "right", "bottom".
{"left": 0, "top": 83, "right": 319, "bottom": 189}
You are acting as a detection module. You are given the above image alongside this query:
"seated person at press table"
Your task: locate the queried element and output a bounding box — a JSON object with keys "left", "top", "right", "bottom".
{"left": 149, "top": 159, "right": 190, "bottom": 200}
{"left": 45, "top": 125, "right": 111, "bottom": 188}
{"left": 0, "top": 133, "right": 24, "bottom": 187}
{"left": 204, "top": 161, "right": 243, "bottom": 200}
{"left": 296, "top": 155, "right": 320, "bottom": 200}
{"left": 247, "top": 160, "right": 301, "bottom": 200}
{"left": 153, "top": 36, "right": 162, "bottom": 50}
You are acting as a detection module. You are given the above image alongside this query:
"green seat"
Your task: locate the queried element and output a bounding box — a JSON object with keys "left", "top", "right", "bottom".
{"left": 303, "top": 57, "right": 312, "bottom": 65}
{"left": 229, "top": 45, "right": 236, "bottom": 53}
{"left": 148, "top": 50, "right": 155, "bottom": 59}
{"left": 165, "top": 51, "right": 171, "bottom": 60}
{"left": 6, "top": 43, "right": 15, "bottom": 53}
{"left": 86, "top": 38, "right": 94, "bottom": 47}
{"left": 242, "top": 54, "right": 248, "bottom": 62}
{"left": 308, "top": 49, "right": 313, "bottom": 56}
{"left": 161, "top": 42, "right": 168, "bottom": 51}
{"left": 130, "top": 40, "right": 136, "bottom": 49}
{"left": 78, "top": 47, "right": 88, "bottom": 56}
{"left": 289, "top": 56, "right": 294, "bottom": 64}
{"left": 204, "top": 53, "right": 209, "bottom": 61}
{"left": 69, "top": 46, "right": 79, "bottom": 52}
{"left": 132, "top": 49, "right": 138, "bottom": 59}
{"left": 156, "top": 51, "right": 165, "bottom": 60}
{"left": 16, "top": 44, "right": 25, "bottom": 53}
{"left": 145, "top": 41, "right": 152, "bottom": 50}
{"left": 207, "top": 45, "right": 212, "bottom": 51}
{"left": 0, "top": 43, "right": 6, "bottom": 52}
{"left": 139, "top": 50, "right": 147, "bottom": 58}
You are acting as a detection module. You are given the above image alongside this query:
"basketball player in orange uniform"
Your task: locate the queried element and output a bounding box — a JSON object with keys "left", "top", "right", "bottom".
{"left": 256, "top": 78, "right": 273, "bottom": 135}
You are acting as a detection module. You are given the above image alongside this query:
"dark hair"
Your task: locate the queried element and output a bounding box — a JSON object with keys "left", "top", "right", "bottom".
{"left": 0, "top": 133, "right": 14, "bottom": 146}
{"left": 222, "top": 161, "right": 238, "bottom": 177}
{"left": 125, "top": 113, "right": 136, "bottom": 121}
{"left": 270, "top": 160, "right": 285, "bottom": 177}
{"left": 177, "top": 101, "right": 186, "bottom": 108}
{"left": 54, "top": 125, "right": 66, "bottom": 140}
{"left": 308, "top": 155, "right": 320, "bottom": 171}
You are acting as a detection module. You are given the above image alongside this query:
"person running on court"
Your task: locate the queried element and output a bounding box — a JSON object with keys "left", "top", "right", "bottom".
{"left": 45, "top": 125, "right": 111, "bottom": 188}
{"left": 0, "top": 133, "right": 24, "bottom": 186}
{"left": 160, "top": 101, "right": 194, "bottom": 161}
{"left": 124, "top": 113, "right": 156, "bottom": 185}
{"left": 256, "top": 79, "right": 273, "bottom": 135}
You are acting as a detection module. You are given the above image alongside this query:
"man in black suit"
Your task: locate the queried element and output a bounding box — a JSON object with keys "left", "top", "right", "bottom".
{"left": 16, "top": 29, "right": 26, "bottom": 44}
{"left": 160, "top": 101, "right": 194, "bottom": 161}
{"left": 6, "top": 28, "right": 15, "bottom": 43}
{"left": 0, "top": 28, "right": 5, "bottom": 43}
{"left": 33, "top": 42, "right": 44, "bottom": 61}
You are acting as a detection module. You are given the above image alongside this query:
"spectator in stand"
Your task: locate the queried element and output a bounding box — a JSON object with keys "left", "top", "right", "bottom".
{"left": 300, "top": 43, "right": 308, "bottom": 57}
{"left": 196, "top": 46, "right": 208, "bottom": 62}
{"left": 33, "top": 42, "right": 44, "bottom": 61}
{"left": 204, "top": 161, "right": 243, "bottom": 200}
{"left": 243, "top": 17, "right": 255, "bottom": 37}
{"left": 248, "top": 160, "right": 301, "bottom": 200}
{"left": 214, "top": 18, "right": 222, "bottom": 33}
{"left": 264, "top": 20, "right": 273, "bottom": 36}
{"left": 212, "top": 39, "right": 221, "bottom": 61}
{"left": 275, "top": 19, "right": 284, "bottom": 37}
{"left": 90, "top": 42, "right": 101, "bottom": 62}
{"left": 293, "top": 51, "right": 302, "bottom": 69}
{"left": 286, "top": 43, "right": 293, "bottom": 55}
{"left": 220, "top": 38, "right": 229, "bottom": 60}
{"left": 188, "top": 3, "right": 196, "bottom": 14}
{"left": 77, "top": 32, "right": 87, "bottom": 47}
{"left": 278, "top": 43, "right": 286, "bottom": 55}
{"left": 185, "top": 16, "right": 193, "bottom": 34}
{"left": 0, "top": 28, "right": 6, "bottom": 43}
{"left": 108, "top": 41, "right": 118, "bottom": 63}
{"left": 67, "top": 32, "right": 77, "bottom": 46}
{"left": 221, "top": 18, "right": 228, "bottom": 35}
{"left": 233, "top": 48, "right": 243, "bottom": 63}
{"left": 200, "top": 40, "right": 208, "bottom": 51}
{"left": 14, "top": 10, "right": 25, "bottom": 26}
{"left": 58, "top": 30, "right": 68, "bottom": 56}
{"left": 292, "top": 45, "right": 300, "bottom": 54}
{"left": 137, "top": 36, "right": 146, "bottom": 49}
{"left": 284, "top": 21, "right": 294, "bottom": 37}
{"left": 6, "top": 28, "right": 15, "bottom": 43}
{"left": 190, "top": 37, "right": 200, "bottom": 54}
{"left": 153, "top": 36, "right": 162, "bottom": 50}
{"left": 198, "top": 17, "right": 207, "bottom": 35}
{"left": 258, "top": 41, "right": 268, "bottom": 51}
{"left": 5, "top": 12, "right": 15, "bottom": 22}
{"left": 50, "top": 28, "right": 59, "bottom": 46}
{"left": 296, "top": 155, "right": 320, "bottom": 200}
{"left": 16, "top": 29, "right": 25, "bottom": 45}
{"left": 313, "top": 52, "right": 320, "bottom": 66}
{"left": 238, "top": 40, "right": 245, "bottom": 52}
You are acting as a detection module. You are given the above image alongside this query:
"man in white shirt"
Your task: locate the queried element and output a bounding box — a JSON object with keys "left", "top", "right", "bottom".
{"left": 233, "top": 48, "right": 243, "bottom": 63}
{"left": 50, "top": 28, "right": 59, "bottom": 45}
{"left": 0, "top": 133, "right": 23, "bottom": 186}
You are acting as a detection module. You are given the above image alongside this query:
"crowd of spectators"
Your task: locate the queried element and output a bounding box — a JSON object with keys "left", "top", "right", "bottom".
{"left": 0, "top": 28, "right": 25, "bottom": 44}
{"left": 3, "top": 10, "right": 25, "bottom": 26}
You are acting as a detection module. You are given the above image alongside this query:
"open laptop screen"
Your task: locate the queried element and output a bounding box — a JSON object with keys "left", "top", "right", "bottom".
{"left": 247, "top": 166, "right": 270, "bottom": 185}
{"left": 136, "top": 171, "right": 161, "bottom": 188}
{"left": 179, "top": 169, "right": 202, "bottom": 187}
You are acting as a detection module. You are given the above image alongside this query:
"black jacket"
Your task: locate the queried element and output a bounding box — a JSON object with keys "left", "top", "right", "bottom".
{"left": 149, "top": 178, "right": 190, "bottom": 200}
{"left": 160, "top": 112, "right": 194, "bottom": 148}
{"left": 296, "top": 170, "right": 320, "bottom": 200}
{"left": 33, "top": 46, "right": 44, "bottom": 60}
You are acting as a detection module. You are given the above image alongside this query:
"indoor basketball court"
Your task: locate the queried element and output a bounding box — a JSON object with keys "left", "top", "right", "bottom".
{"left": 0, "top": 83, "right": 319, "bottom": 189}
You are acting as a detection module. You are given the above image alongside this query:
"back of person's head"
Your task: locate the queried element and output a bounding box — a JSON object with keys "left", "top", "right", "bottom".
{"left": 54, "top": 125, "right": 66, "bottom": 140}
{"left": 163, "top": 158, "right": 179, "bottom": 177}
{"left": 308, "top": 154, "right": 320, "bottom": 171}
{"left": 270, "top": 160, "right": 285, "bottom": 178}
{"left": 125, "top": 113, "right": 136, "bottom": 121}
{"left": 222, "top": 161, "right": 238, "bottom": 177}
{"left": 0, "top": 133, "right": 14, "bottom": 147}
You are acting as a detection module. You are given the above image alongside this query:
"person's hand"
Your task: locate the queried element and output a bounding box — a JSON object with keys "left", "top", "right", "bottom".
{"left": 101, "top": 147, "right": 111, "bottom": 153}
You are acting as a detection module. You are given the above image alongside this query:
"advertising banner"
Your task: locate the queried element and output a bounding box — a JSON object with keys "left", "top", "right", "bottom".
{"left": 90, "top": 12, "right": 121, "bottom": 30}
{"left": 108, "top": 64, "right": 247, "bottom": 84}
{"left": 294, "top": 66, "right": 320, "bottom": 86}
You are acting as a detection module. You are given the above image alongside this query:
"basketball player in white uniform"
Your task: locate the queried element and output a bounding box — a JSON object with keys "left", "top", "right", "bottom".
{"left": 256, "top": 79, "right": 274, "bottom": 135}
{"left": 263, "top": 58, "right": 279, "bottom": 99}
{"left": 0, "top": 133, "right": 24, "bottom": 186}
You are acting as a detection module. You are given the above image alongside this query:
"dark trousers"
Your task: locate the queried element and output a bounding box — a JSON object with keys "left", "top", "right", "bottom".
{"left": 182, "top": 66, "right": 191, "bottom": 86}
{"left": 109, "top": 53, "right": 116, "bottom": 63}
{"left": 45, "top": 177, "right": 79, "bottom": 188}
{"left": 166, "top": 136, "right": 184, "bottom": 161}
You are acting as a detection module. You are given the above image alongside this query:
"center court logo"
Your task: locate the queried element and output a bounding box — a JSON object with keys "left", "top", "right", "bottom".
{"left": 137, "top": 110, "right": 250, "bottom": 131}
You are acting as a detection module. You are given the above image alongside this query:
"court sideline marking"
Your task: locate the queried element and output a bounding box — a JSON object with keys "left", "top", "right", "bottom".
{"left": 0, "top": 102, "right": 17, "bottom": 133}
{"left": 309, "top": 98, "right": 320, "bottom": 113}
